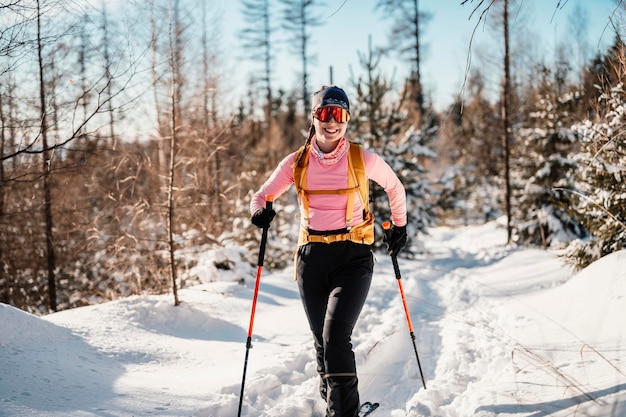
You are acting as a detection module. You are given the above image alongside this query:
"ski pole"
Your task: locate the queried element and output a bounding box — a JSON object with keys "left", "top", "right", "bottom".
{"left": 382, "top": 221, "right": 427, "bottom": 390}
{"left": 237, "top": 195, "right": 274, "bottom": 417}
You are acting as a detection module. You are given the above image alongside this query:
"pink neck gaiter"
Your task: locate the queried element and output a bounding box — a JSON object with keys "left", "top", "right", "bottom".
{"left": 311, "top": 136, "right": 349, "bottom": 165}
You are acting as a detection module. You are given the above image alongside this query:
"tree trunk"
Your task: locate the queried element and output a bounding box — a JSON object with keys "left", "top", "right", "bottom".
{"left": 502, "top": 0, "right": 512, "bottom": 243}
{"left": 201, "top": 0, "right": 222, "bottom": 220}
{"left": 0, "top": 92, "right": 6, "bottom": 304}
{"left": 37, "top": 0, "right": 57, "bottom": 312}
{"left": 167, "top": 0, "right": 180, "bottom": 306}
{"left": 412, "top": 0, "right": 424, "bottom": 125}
{"left": 300, "top": 5, "right": 309, "bottom": 119}
{"left": 150, "top": 0, "right": 165, "bottom": 172}
{"left": 101, "top": 1, "right": 116, "bottom": 144}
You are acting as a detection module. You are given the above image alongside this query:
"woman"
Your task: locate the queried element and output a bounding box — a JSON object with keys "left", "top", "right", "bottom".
{"left": 250, "top": 85, "right": 407, "bottom": 417}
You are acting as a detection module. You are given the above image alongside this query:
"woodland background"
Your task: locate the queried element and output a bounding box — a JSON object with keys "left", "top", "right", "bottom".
{"left": 1, "top": 0, "right": 625, "bottom": 314}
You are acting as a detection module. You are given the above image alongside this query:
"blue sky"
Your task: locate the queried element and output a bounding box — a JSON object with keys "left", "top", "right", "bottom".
{"left": 223, "top": 0, "right": 618, "bottom": 111}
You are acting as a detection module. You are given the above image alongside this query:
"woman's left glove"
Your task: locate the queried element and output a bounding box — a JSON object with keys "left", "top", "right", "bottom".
{"left": 384, "top": 225, "right": 407, "bottom": 257}
{"left": 251, "top": 207, "right": 276, "bottom": 229}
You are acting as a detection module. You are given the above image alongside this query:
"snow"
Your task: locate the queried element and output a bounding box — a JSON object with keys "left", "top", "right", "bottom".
{"left": 2, "top": 219, "right": 626, "bottom": 417}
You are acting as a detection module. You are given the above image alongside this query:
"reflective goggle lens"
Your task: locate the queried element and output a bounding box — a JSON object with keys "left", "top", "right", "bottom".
{"left": 313, "top": 106, "right": 350, "bottom": 123}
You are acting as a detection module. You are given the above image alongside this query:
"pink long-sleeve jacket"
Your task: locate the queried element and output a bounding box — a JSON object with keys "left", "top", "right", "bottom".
{"left": 250, "top": 140, "right": 407, "bottom": 231}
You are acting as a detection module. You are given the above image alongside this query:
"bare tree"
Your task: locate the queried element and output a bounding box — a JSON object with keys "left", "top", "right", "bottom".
{"left": 100, "top": 1, "right": 116, "bottom": 142}
{"left": 279, "top": 0, "right": 324, "bottom": 119}
{"left": 165, "top": 0, "right": 186, "bottom": 306}
{"left": 462, "top": 0, "right": 514, "bottom": 241}
{"left": 202, "top": 2, "right": 226, "bottom": 220}
{"left": 567, "top": 2, "right": 591, "bottom": 84}
{"left": 376, "top": 0, "right": 430, "bottom": 124}
{"left": 35, "top": 0, "right": 59, "bottom": 311}
{"left": 0, "top": 0, "right": 141, "bottom": 313}
{"left": 150, "top": 0, "right": 167, "bottom": 172}
{"left": 0, "top": 0, "right": 27, "bottom": 304}
{"left": 240, "top": 0, "right": 277, "bottom": 134}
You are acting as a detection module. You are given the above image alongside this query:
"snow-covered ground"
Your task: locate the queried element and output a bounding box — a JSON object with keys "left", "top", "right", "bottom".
{"left": 2, "top": 219, "right": 625, "bottom": 417}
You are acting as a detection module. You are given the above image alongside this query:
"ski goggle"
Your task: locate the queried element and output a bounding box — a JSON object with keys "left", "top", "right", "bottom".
{"left": 312, "top": 106, "right": 350, "bottom": 123}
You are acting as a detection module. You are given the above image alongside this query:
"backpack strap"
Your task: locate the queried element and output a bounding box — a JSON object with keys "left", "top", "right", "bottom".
{"left": 348, "top": 142, "right": 369, "bottom": 215}
{"left": 292, "top": 142, "right": 369, "bottom": 229}
{"left": 293, "top": 145, "right": 311, "bottom": 227}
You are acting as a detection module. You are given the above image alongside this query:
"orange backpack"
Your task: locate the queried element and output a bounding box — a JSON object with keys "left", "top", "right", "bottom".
{"left": 292, "top": 142, "right": 375, "bottom": 245}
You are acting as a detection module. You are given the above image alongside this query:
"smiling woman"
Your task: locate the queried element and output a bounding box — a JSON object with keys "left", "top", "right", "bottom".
{"left": 249, "top": 85, "right": 408, "bottom": 417}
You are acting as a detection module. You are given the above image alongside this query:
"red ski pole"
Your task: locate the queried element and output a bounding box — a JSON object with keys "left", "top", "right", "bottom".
{"left": 238, "top": 195, "right": 273, "bottom": 416}
{"left": 382, "top": 221, "right": 427, "bottom": 390}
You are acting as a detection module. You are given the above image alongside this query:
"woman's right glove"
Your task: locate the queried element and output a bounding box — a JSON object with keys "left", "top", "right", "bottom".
{"left": 251, "top": 207, "right": 276, "bottom": 229}
{"left": 384, "top": 225, "right": 407, "bottom": 257}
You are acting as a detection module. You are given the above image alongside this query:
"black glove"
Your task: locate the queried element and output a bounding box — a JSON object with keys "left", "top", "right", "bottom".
{"left": 384, "top": 224, "right": 407, "bottom": 257}
{"left": 251, "top": 207, "right": 276, "bottom": 229}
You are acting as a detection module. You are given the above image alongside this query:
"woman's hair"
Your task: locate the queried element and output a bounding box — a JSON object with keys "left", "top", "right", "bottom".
{"left": 294, "top": 125, "right": 316, "bottom": 168}
{"left": 294, "top": 85, "right": 343, "bottom": 167}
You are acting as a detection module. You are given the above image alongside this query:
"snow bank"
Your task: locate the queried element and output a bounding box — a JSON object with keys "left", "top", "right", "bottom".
{"left": 1, "top": 222, "right": 625, "bottom": 417}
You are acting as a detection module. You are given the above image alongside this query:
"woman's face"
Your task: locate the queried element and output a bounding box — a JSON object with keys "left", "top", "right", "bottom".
{"left": 312, "top": 106, "right": 349, "bottom": 152}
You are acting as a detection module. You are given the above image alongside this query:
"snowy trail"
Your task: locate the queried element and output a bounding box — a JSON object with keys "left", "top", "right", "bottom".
{"left": 2, "top": 221, "right": 626, "bottom": 417}
{"left": 412, "top": 226, "right": 626, "bottom": 417}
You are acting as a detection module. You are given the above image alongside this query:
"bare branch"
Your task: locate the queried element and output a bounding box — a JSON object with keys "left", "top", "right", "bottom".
{"left": 326, "top": 0, "right": 349, "bottom": 19}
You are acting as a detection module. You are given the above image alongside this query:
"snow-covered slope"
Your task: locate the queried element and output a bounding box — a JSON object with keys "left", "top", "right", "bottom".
{"left": 1, "top": 220, "right": 625, "bottom": 416}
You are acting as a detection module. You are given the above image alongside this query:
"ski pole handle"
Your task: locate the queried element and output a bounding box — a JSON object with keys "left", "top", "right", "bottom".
{"left": 257, "top": 195, "right": 274, "bottom": 267}
{"left": 382, "top": 221, "right": 392, "bottom": 238}
{"left": 382, "top": 221, "right": 402, "bottom": 280}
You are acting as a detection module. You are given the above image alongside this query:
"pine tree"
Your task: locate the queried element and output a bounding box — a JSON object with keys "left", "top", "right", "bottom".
{"left": 512, "top": 64, "right": 584, "bottom": 248}
{"left": 565, "top": 83, "right": 626, "bottom": 269}
{"left": 350, "top": 39, "right": 436, "bottom": 252}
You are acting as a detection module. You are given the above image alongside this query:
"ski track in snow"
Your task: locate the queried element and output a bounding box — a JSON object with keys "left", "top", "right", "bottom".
{"left": 1, "top": 220, "right": 626, "bottom": 417}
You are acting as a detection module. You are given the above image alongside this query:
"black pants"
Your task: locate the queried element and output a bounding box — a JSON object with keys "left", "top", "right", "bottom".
{"left": 296, "top": 241, "right": 373, "bottom": 417}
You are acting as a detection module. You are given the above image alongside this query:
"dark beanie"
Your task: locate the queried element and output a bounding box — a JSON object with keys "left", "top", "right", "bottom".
{"left": 311, "top": 86, "right": 350, "bottom": 111}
